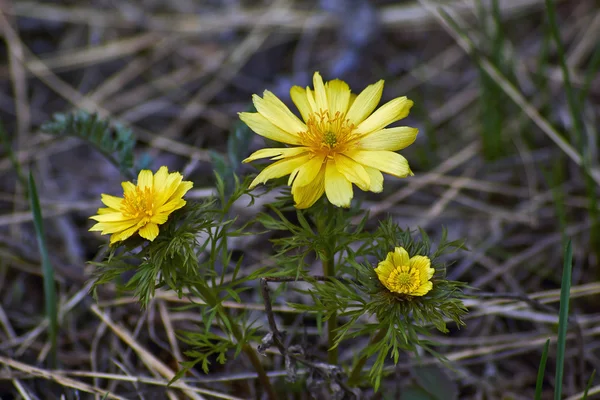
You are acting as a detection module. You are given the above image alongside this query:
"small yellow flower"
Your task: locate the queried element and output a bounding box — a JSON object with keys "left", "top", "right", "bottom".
{"left": 242, "top": 72, "right": 418, "bottom": 209}
{"left": 89, "top": 166, "right": 193, "bottom": 244}
{"left": 375, "top": 247, "right": 434, "bottom": 296}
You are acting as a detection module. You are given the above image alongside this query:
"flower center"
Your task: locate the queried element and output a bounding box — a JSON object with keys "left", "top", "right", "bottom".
{"left": 386, "top": 266, "right": 419, "bottom": 294}
{"left": 121, "top": 186, "right": 154, "bottom": 219}
{"left": 299, "top": 110, "right": 355, "bottom": 155}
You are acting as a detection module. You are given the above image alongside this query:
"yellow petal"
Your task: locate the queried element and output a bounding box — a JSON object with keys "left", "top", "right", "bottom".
{"left": 412, "top": 281, "right": 433, "bottom": 296}
{"left": 157, "top": 198, "right": 186, "bottom": 214}
{"left": 139, "top": 223, "right": 159, "bottom": 241}
{"left": 151, "top": 213, "right": 170, "bottom": 225}
{"left": 243, "top": 147, "right": 309, "bottom": 163}
{"left": 326, "top": 79, "right": 351, "bottom": 116}
{"left": 358, "top": 127, "right": 418, "bottom": 151}
{"left": 253, "top": 91, "right": 307, "bottom": 135}
{"left": 153, "top": 166, "right": 170, "bottom": 192}
{"left": 333, "top": 153, "right": 370, "bottom": 190}
{"left": 137, "top": 169, "right": 153, "bottom": 189}
{"left": 324, "top": 159, "right": 353, "bottom": 207}
{"left": 306, "top": 87, "right": 317, "bottom": 113}
{"left": 239, "top": 112, "right": 302, "bottom": 145}
{"left": 375, "top": 259, "right": 394, "bottom": 280}
{"left": 167, "top": 181, "right": 193, "bottom": 204}
{"left": 355, "top": 97, "right": 413, "bottom": 135}
{"left": 155, "top": 170, "right": 183, "bottom": 207}
{"left": 122, "top": 181, "right": 136, "bottom": 194}
{"left": 290, "top": 86, "right": 313, "bottom": 122}
{"left": 346, "top": 79, "right": 384, "bottom": 126}
{"left": 346, "top": 150, "right": 412, "bottom": 178}
{"left": 293, "top": 165, "right": 326, "bottom": 209}
{"left": 109, "top": 225, "right": 140, "bottom": 244}
{"left": 392, "top": 247, "right": 410, "bottom": 267}
{"left": 312, "top": 72, "right": 328, "bottom": 112}
{"left": 90, "top": 212, "right": 130, "bottom": 222}
{"left": 291, "top": 154, "right": 326, "bottom": 188}
{"left": 410, "top": 255, "right": 434, "bottom": 282}
{"left": 90, "top": 219, "right": 137, "bottom": 234}
{"left": 364, "top": 166, "right": 383, "bottom": 193}
{"left": 100, "top": 194, "right": 123, "bottom": 210}
{"left": 249, "top": 153, "right": 311, "bottom": 189}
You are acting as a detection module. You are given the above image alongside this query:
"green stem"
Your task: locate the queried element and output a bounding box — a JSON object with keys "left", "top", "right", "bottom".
{"left": 200, "top": 284, "right": 277, "bottom": 399}
{"left": 348, "top": 327, "right": 387, "bottom": 387}
{"left": 322, "top": 256, "right": 338, "bottom": 365}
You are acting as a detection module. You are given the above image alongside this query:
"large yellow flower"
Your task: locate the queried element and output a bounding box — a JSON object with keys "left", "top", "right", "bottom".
{"left": 375, "top": 247, "right": 434, "bottom": 296}
{"left": 89, "top": 166, "right": 193, "bottom": 244}
{"left": 241, "top": 72, "right": 418, "bottom": 209}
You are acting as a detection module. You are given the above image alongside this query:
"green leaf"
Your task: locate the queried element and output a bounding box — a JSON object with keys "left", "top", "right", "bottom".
{"left": 554, "top": 240, "right": 573, "bottom": 400}
{"left": 413, "top": 365, "right": 458, "bottom": 400}
{"left": 28, "top": 173, "right": 58, "bottom": 368}
{"left": 535, "top": 339, "right": 550, "bottom": 400}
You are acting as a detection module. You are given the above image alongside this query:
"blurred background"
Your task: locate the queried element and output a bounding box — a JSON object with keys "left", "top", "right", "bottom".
{"left": 0, "top": 0, "right": 599, "bottom": 398}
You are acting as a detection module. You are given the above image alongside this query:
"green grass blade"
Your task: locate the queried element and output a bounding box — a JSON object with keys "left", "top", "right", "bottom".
{"left": 583, "top": 370, "right": 596, "bottom": 400}
{"left": 28, "top": 172, "right": 58, "bottom": 368}
{"left": 554, "top": 239, "right": 573, "bottom": 400}
{"left": 535, "top": 339, "right": 550, "bottom": 400}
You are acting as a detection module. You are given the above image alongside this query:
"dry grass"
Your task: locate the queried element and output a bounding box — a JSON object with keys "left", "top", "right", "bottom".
{"left": 0, "top": 0, "right": 599, "bottom": 399}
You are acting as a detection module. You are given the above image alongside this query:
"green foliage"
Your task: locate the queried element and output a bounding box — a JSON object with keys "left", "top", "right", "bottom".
{"left": 41, "top": 111, "right": 138, "bottom": 179}
{"left": 535, "top": 339, "right": 550, "bottom": 400}
{"left": 554, "top": 240, "right": 572, "bottom": 400}
{"left": 291, "top": 219, "right": 468, "bottom": 390}
{"left": 28, "top": 173, "right": 58, "bottom": 368}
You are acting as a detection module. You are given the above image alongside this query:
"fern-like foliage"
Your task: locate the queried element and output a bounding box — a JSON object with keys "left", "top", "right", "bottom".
{"left": 41, "top": 111, "right": 137, "bottom": 179}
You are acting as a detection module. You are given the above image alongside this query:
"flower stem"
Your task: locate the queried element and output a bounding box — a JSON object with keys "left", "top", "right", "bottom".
{"left": 199, "top": 284, "right": 277, "bottom": 399}
{"left": 322, "top": 255, "right": 338, "bottom": 365}
{"left": 348, "top": 327, "right": 387, "bottom": 387}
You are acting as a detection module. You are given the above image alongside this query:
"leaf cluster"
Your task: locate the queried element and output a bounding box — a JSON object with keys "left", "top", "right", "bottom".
{"left": 41, "top": 111, "right": 139, "bottom": 179}
{"left": 255, "top": 195, "right": 369, "bottom": 276}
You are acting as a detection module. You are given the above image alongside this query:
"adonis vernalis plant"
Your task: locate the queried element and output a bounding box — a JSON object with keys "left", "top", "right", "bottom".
{"left": 89, "top": 166, "right": 193, "bottom": 244}
{"left": 242, "top": 71, "right": 418, "bottom": 208}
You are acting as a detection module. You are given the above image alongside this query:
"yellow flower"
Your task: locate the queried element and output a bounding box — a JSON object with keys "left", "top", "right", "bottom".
{"left": 89, "top": 166, "right": 193, "bottom": 244}
{"left": 242, "top": 72, "right": 418, "bottom": 209}
{"left": 375, "top": 247, "right": 434, "bottom": 296}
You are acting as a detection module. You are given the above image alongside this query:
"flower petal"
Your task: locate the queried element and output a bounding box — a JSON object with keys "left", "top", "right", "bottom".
{"left": 333, "top": 153, "right": 370, "bottom": 190}
{"left": 152, "top": 166, "right": 170, "bottom": 193}
{"left": 364, "top": 166, "right": 383, "bottom": 193}
{"left": 137, "top": 169, "right": 153, "bottom": 189}
{"left": 355, "top": 96, "right": 413, "bottom": 135}
{"left": 167, "top": 181, "right": 193, "bottom": 203}
{"left": 156, "top": 198, "right": 186, "bottom": 215}
{"left": 290, "top": 86, "right": 313, "bottom": 122}
{"left": 412, "top": 281, "right": 433, "bottom": 296}
{"left": 346, "top": 150, "right": 413, "bottom": 178}
{"left": 100, "top": 194, "right": 123, "bottom": 210}
{"left": 358, "top": 127, "right": 418, "bottom": 151}
{"left": 375, "top": 259, "right": 395, "bottom": 280}
{"left": 243, "top": 147, "right": 309, "bottom": 163}
{"left": 139, "top": 223, "right": 159, "bottom": 241}
{"left": 293, "top": 164, "right": 326, "bottom": 209}
{"left": 249, "top": 153, "right": 312, "bottom": 189}
{"left": 312, "top": 72, "right": 328, "bottom": 112}
{"left": 89, "top": 219, "right": 137, "bottom": 234}
{"left": 122, "top": 181, "right": 136, "bottom": 194}
{"left": 154, "top": 170, "right": 183, "bottom": 207}
{"left": 410, "top": 255, "right": 434, "bottom": 282}
{"left": 392, "top": 247, "right": 410, "bottom": 267}
{"left": 90, "top": 212, "right": 131, "bottom": 222}
{"left": 110, "top": 225, "right": 141, "bottom": 244}
{"left": 253, "top": 91, "right": 307, "bottom": 134}
{"left": 324, "top": 159, "right": 353, "bottom": 207}
{"left": 346, "top": 79, "right": 384, "bottom": 126}
{"left": 239, "top": 112, "right": 302, "bottom": 145}
{"left": 291, "top": 154, "right": 326, "bottom": 188}
{"left": 326, "top": 79, "right": 351, "bottom": 116}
